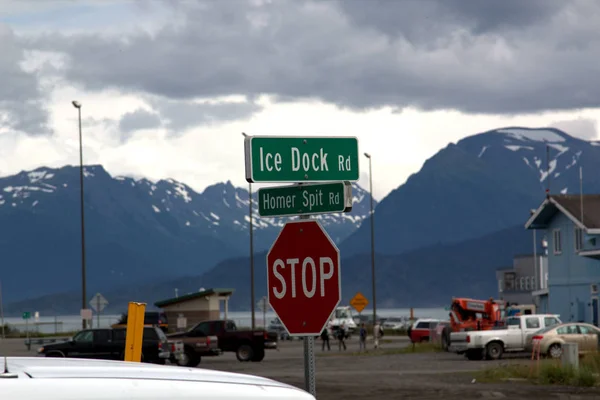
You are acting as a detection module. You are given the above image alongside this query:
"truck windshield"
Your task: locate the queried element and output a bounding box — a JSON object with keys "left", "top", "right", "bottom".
{"left": 335, "top": 309, "right": 349, "bottom": 319}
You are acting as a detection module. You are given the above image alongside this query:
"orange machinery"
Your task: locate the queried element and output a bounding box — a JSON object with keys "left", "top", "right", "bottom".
{"left": 441, "top": 297, "right": 506, "bottom": 350}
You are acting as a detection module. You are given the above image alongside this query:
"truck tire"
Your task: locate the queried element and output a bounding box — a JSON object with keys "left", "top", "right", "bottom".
{"left": 485, "top": 342, "right": 504, "bottom": 360}
{"left": 236, "top": 344, "right": 254, "bottom": 362}
{"left": 441, "top": 326, "right": 451, "bottom": 351}
{"left": 251, "top": 348, "right": 265, "bottom": 362}
{"left": 177, "top": 347, "right": 200, "bottom": 367}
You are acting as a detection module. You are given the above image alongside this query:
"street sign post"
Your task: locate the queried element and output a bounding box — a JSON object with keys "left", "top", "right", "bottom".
{"left": 258, "top": 181, "right": 353, "bottom": 217}
{"left": 245, "top": 136, "right": 359, "bottom": 183}
{"left": 266, "top": 220, "right": 341, "bottom": 336}
{"left": 247, "top": 134, "right": 359, "bottom": 398}
{"left": 257, "top": 296, "right": 268, "bottom": 328}
{"left": 22, "top": 311, "right": 31, "bottom": 341}
{"left": 349, "top": 292, "right": 369, "bottom": 314}
{"left": 90, "top": 293, "right": 109, "bottom": 328}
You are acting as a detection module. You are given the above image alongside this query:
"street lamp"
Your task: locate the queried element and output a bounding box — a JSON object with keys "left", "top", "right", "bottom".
{"left": 241, "top": 132, "right": 256, "bottom": 330}
{"left": 364, "top": 152, "right": 376, "bottom": 327}
{"left": 72, "top": 100, "right": 88, "bottom": 330}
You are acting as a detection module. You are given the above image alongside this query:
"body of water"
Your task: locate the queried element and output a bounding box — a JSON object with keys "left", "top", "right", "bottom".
{"left": 1, "top": 307, "right": 447, "bottom": 334}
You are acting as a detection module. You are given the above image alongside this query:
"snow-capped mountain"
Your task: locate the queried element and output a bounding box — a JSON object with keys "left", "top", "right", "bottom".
{"left": 342, "top": 127, "right": 600, "bottom": 256}
{"left": 0, "top": 164, "right": 374, "bottom": 303}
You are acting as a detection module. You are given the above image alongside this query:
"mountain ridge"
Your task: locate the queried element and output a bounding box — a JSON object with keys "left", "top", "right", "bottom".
{"left": 341, "top": 127, "right": 600, "bottom": 256}
{"left": 0, "top": 164, "right": 374, "bottom": 303}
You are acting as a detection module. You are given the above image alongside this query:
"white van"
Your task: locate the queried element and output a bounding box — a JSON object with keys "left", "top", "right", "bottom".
{"left": 0, "top": 357, "right": 315, "bottom": 400}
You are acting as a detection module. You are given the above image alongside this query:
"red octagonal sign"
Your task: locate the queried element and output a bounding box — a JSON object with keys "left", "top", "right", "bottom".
{"left": 267, "top": 220, "right": 341, "bottom": 336}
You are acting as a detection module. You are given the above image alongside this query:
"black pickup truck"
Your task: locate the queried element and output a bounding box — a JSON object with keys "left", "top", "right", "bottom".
{"left": 168, "top": 319, "right": 278, "bottom": 362}
{"left": 37, "top": 326, "right": 175, "bottom": 364}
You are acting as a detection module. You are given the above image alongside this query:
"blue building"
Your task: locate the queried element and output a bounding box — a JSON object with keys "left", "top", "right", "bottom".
{"left": 525, "top": 194, "right": 600, "bottom": 325}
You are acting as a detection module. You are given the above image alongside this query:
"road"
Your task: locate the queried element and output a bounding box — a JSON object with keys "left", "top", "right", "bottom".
{"left": 2, "top": 336, "right": 599, "bottom": 399}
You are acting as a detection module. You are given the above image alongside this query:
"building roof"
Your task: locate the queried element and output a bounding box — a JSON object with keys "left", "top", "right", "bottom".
{"left": 525, "top": 194, "right": 600, "bottom": 233}
{"left": 154, "top": 288, "right": 234, "bottom": 308}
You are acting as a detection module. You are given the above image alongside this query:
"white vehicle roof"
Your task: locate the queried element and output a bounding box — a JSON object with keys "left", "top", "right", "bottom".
{"left": 414, "top": 318, "right": 440, "bottom": 323}
{"left": 1, "top": 357, "right": 314, "bottom": 400}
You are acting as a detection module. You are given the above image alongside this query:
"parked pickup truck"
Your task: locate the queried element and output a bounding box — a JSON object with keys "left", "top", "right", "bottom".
{"left": 163, "top": 330, "right": 220, "bottom": 367}
{"left": 169, "top": 319, "right": 278, "bottom": 364}
{"left": 450, "top": 314, "right": 562, "bottom": 360}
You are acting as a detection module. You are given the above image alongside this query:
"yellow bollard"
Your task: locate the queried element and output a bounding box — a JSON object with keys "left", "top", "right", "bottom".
{"left": 124, "top": 302, "right": 146, "bottom": 362}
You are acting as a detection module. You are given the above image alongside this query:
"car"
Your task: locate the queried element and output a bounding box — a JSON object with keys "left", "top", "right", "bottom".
{"left": 382, "top": 317, "right": 409, "bottom": 331}
{"left": 37, "top": 326, "right": 179, "bottom": 364}
{"left": 407, "top": 318, "right": 440, "bottom": 343}
{"left": 528, "top": 322, "right": 600, "bottom": 358}
{"left": 0, "top": 357, "right": 316, "bottom": 399}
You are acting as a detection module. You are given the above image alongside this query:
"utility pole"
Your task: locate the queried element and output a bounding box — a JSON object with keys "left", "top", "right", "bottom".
{"left": 72, "top": 100, "right": 87, "bottom": 330}
{"left": 364, "top": 152, "right": 377, "bottom": 326}
{"left": 0, "top": 280, "right": 5, "bottom": 339}
{"left": 241, "top": 132, "right": 256, "bottom": 330}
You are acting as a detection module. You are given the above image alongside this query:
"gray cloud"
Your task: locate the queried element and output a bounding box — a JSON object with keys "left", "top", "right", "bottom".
{"left": 152, "top": 98, "right": 263, "bottom": 133}
{"left": 0, "top": 24, "right": 50, "bottom": 135}
{"left": 24, "top": 0, "right": 600, "bottom": 115}
{"left": 337, "top": 0, "right": 566, "bottom": 41}
{"left": 551, "top": 118, "right": 599, "bottom": 140}
{"left": 118, "top": 108, "right": 162, "bottom": 133}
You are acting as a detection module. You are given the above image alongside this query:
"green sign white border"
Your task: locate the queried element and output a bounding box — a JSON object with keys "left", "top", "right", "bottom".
{"left": 258, "top": 181, "right": 353, "bottom": 218}
{"left": 244, "top": 135, "right": 360, "bottom": 183}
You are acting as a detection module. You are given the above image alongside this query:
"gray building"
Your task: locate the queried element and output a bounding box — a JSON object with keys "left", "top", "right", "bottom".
{"left": 496, "top": 253, "right": 548, "bottom": 308}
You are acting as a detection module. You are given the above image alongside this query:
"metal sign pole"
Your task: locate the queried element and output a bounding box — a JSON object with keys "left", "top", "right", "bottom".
{"left": 0, "top": 280, "right": 5, "bottom": 339}
{"left": 297, "top": 183, "right": 316, "bottom": 397}
{"left": 263, "top": 298, "right": 266, "bottom": 329}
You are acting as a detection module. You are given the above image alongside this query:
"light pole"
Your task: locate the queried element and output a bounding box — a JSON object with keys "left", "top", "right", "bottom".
{"left": 242, "top": 132, "right": 256, "bottom": 330}
{"left": 530, "top": 209, "right": 537, "bottom": 290}
{"left": 364, "top": 152, "right": 376, "bottom": 327}
{"left": 0, "top": 279, "right": 5, "bottom": 339}
{"left": 72, "top": 100, "right": 88, "bottom": 330}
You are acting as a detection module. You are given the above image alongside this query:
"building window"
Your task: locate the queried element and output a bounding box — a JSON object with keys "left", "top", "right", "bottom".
{"left": 574, "top": 227, "right": 583, "bottom": 252}
{"left": 519, "top": 277, "right": 525, "bottom": 290}
{"left": 498, "top": 279, "right": 504, "bottom": 293}
{"left": 504, "top": 272, "right": 515, "bottom": 290}
{"left": 531, "top": 276, "right": 537, "bottom": 290}
{"left": 525, "top": 277, "right": 530, "bottom": 290}
{"left": 553, "top": 229, "right": 562, "bottom": 254}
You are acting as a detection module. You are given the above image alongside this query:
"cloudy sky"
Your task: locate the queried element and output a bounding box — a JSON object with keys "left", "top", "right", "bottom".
{"left": 1, "top": 0, "right": 600, "bottom": 200}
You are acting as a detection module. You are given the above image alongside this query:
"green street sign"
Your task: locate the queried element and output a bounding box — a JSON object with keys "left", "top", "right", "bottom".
{"left": 244, "top": 136, "right": 359, "bottom": 183}
{"left": 22, "top": 311, "right": 31, "bottom": 320}
{"left": 258, "top": 182, "right": 353, "bottom": 217}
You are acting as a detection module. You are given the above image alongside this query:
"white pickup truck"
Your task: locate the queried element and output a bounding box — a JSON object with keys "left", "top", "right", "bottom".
{"left": 450, "top": 314, "right": 561, "bottom": 360}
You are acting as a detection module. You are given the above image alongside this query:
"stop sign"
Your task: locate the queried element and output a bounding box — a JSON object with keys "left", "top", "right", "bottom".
{"left": 267, "top": 220, "right": 341, "bottom": 336}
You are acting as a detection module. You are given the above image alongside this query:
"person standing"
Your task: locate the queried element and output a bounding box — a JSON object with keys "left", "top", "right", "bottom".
{"left": 359, "top": 323, "right": 367, "bottom": 352}
{"left": 373, "top": 320, "right": 382, "bottom": 349}
{"left": 337, "top": 323, "right": 347, "bottom": 351}
{"left": 321, "top": 327, "right": 330, "bottom": 351}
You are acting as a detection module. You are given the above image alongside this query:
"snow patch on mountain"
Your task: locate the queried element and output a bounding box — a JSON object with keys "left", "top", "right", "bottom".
{"left": 478, "top": 146, "right": 488, "bottom": 158}
{"left": 505, "top": 145, "right": 534, "bottom": 151}
{"left": 498, "top": 128, "right": 566, "bottom": 142}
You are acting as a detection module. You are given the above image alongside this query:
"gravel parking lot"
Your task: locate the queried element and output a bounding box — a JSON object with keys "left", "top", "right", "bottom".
{"left": 3, "top": 336, "right": 600, "bottom": 399}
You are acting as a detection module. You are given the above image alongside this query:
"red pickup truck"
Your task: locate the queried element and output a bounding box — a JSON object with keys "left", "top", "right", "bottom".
{"left": 168, "top": 319, "right": 277, "bottom": 363}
